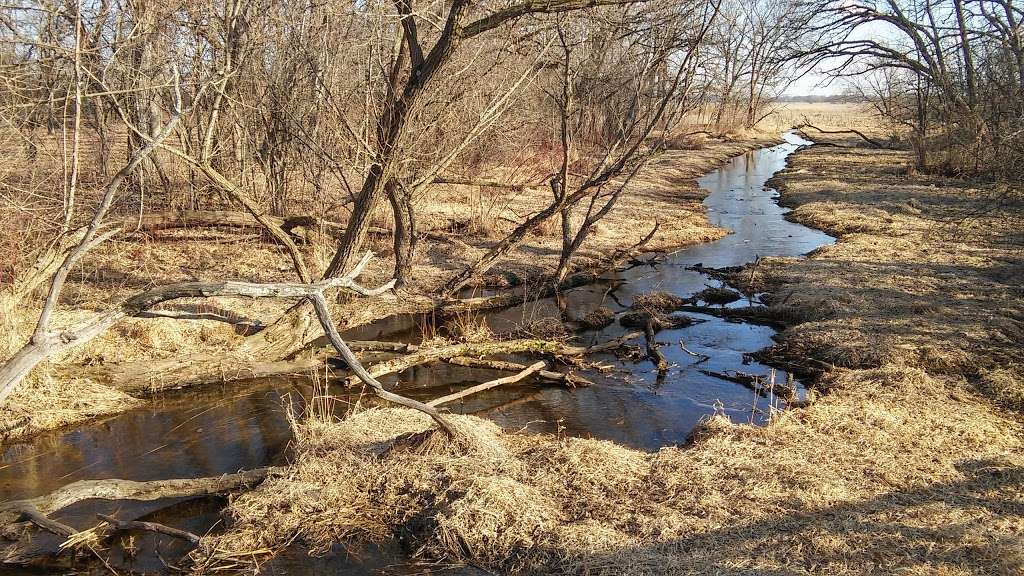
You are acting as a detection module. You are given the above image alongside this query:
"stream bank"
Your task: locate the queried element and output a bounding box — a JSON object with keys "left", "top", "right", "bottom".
{"left": 11, "top": 135, "right": 1019, "bottom": 575}
{"left": 1, "top": 133, "right": 839, "bottom": 573}
{"left": 0, "top": 134, "right": 784, "bottom": 444}
{"left": 199, "top": 137, "right": 1024, "bottom": 575}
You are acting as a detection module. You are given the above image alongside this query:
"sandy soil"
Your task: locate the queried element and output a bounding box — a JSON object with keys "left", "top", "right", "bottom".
{"left": 199, "top": 137, "right": 1024, "bottom": 575}
{"left": 0, "top": 133, "right": 779, "bottom": 442}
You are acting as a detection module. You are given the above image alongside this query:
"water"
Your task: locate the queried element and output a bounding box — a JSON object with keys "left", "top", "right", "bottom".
{"left": 0, "top": 132, "right": 833, "bottom": 573}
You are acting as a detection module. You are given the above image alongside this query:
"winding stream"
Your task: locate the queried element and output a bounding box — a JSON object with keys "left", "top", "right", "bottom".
{"left": 0, "top": 132, "right": 833, "bottom": 573}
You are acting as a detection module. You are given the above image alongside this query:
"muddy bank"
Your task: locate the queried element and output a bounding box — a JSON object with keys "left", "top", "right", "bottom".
{"left": 199, "top": 140, "right": 1024, "bottom": 575}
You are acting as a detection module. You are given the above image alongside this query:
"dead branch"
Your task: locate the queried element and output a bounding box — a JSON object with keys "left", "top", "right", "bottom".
{"left": 17, "top": 506, "right": 75, "bottom": 538}
{"left": 96, "top": 513, "right": 200, "bottom": 544}
{"left": 445, "top": 356, "right": 593, "bottom": 386}
{"left": 428, "top": 360, "right": 546, "bottom": 407}
{"left": 644, "top": 320, "right": 669, "bottom": 373}
{"left": 308, "top": 291, "right": 456, "bottom": 434}
{"left": 794, "top": 122, "right": 885, "bottom": 148}
{"left": 344, "top": 332, "right": 641, "bottom": 387}
{"left": 699, "top": 369, "right": 796, "bottom": 401}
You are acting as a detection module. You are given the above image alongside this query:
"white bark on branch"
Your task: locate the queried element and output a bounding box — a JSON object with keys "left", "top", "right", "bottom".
{"left": 0, "top": 252, "right": 393, "bottom": 405}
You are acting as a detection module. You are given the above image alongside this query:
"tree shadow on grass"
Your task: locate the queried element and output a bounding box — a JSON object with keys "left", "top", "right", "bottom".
{"left": 571, "top": 458, "right": 1024, "bottom": 575}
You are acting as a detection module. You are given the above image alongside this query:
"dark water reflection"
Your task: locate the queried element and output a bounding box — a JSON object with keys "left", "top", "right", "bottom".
{"left": 0, "top": 132, "right": 833, "bottom": 573}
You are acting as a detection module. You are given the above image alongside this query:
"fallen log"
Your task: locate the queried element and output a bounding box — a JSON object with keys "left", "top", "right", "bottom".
{"left": 428, "top": 361, "right": 547, "bottom": 407}
{"left": 794, "top": 122, "right": 885, "bottom": 149}
{"left": 0, "top": 467, "right": 277, "bottom": 526}
{"left": 644, "top": 320, "right": 669, "bottom": 373}
{"left": 97, "top": 513, "right": 200, "bottom": 544}
{"left": 18, "top": 506, "right": 75, "bottom": 538}
{"left": 103, "top": 339, "right": 419, "bottom": 394}
{"left": 699, "top": 369, "right": 796, "bottom": 401}
{"left": 344, "top": 333, "right": 642, "bottom": 387}
{"left": 445, "top": 356, "right": 594, "bottom": 387}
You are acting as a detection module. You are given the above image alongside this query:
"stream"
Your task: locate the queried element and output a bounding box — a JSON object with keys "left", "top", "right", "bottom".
{"left": 0, "top": 131, "right": 833, "bottom": 574}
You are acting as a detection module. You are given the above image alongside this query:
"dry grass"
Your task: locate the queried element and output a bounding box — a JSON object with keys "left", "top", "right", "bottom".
{"left": 194, "top": 133, "right": 1024, "bottom": 575}
{"left": 751, "top": 143, "right": 1023, "bottom": 388}
{"left": 196, "top": 363, "right": 1023, "bottom": 574}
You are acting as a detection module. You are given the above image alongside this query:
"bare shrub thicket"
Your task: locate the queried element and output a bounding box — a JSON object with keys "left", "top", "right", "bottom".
{"left": 794, "top": 0, "right": 1024, "bottom": 182}
{"left": 0, "top": 0, "right": 816, "bottom": 401}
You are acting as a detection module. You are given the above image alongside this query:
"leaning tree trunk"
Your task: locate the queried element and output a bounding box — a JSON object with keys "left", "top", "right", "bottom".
{"left": 387, "top": 182, "right": 416, "bottom": 287}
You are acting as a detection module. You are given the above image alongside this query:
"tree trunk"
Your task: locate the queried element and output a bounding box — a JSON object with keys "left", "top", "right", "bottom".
{"left": 387, "top": 182, "right": 415, "bottom": 287}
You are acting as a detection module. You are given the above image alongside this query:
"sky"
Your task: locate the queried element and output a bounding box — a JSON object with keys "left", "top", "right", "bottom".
{"left": 783, "top": 72, "right": 852, "bottom": 96}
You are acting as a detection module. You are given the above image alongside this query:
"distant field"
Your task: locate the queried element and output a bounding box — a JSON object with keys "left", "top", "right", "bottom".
{"left": 764, "top": 101, "right": 893, "bottom": 139}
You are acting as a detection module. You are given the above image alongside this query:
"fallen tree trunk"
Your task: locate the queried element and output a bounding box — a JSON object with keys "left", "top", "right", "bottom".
{"left": 344, "top": 333, "right": 642, "bottom": 387}
{"left": 794, "top": 123, "right": 885, "bottom": 149}
{"left": 109, "top": 358, "right": 324, "bottom": 394}
{"left": 644, "top": 320, "right": 669, "bottom": 373}
{"left": 101, "top": 339, "right": 420, "bottom": 394}
{"left": 445, "top": 356, "right": 593, "bottom": 387}
{"left": 428, "top": 361, "right": 547, "bottom": 407}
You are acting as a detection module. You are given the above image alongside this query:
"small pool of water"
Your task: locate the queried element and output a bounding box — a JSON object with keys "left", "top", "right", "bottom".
{"left": 0, "top": 132, "right": 833, "bottom": 573}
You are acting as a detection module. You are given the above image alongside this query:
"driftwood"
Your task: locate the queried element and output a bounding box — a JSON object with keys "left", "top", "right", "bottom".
{"left": 445, "top": 356, "right": 594, "bottom": 386}
{"left": 344, "top": 332, "right": 642, "bottom": 387}
{"left": 428, "top": 361, "right": 547, "bottom": 407}
{"left": 0, "top": 467, "right": 277, "bottom": 526}
{"left": 96, "top": 513, "right": 200, "bottom": 544}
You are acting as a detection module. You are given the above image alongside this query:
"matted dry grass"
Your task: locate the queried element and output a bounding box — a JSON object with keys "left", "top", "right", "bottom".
{"left": 747, "top": 143, "right": 1023, "bottom": 400}
{"left": 195, "top": 365, "right": 1022, "bottom": 574}
{"left": 193, "top": 137, "right": 1024, "bottom": 575}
